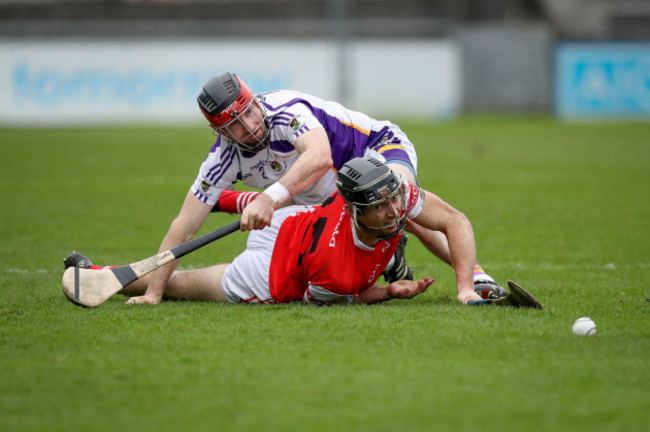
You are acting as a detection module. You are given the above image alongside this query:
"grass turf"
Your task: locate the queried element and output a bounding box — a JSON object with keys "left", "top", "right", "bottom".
{"left": 0, "top": 116, "right": 648, "bottom": 432}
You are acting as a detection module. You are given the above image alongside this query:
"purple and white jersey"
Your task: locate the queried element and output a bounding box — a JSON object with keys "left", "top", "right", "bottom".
{"left": 191, "top": 90, "right": 417, "bottom": 206}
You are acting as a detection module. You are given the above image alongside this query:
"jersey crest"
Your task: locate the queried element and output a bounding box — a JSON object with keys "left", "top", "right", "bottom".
{"left": 270, "top": 161, "right": 283, "bottom": 172}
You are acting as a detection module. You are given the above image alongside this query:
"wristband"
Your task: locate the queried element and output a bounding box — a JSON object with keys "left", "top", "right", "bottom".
{"left": 263, "top": 181, "right": 291, "bottom": 205}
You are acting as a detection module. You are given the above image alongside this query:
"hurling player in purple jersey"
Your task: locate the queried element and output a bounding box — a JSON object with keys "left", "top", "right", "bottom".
{"left": 121, "top": 72, "right": 504, "bottom": 305}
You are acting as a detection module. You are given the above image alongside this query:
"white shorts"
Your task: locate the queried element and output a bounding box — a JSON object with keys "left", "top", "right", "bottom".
{"left": 364, "top": 123, "right": 419, "bottom": 181}
{"left": 221, "top": 205, "right": 313, "bottom": 304}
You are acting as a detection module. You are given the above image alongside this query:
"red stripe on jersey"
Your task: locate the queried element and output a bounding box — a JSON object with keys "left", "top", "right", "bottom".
{"left": 405, "top": 181, "right": 420, "bottom": 213}
{"left": 269, "top": 193, "right": 400, "bottom": 303}
{"left": 217, "top": 190, "right": 260, "bottom": 214}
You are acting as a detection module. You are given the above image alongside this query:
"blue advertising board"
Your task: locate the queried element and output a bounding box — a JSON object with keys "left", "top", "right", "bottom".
{"left": 555, "top": 43, "right": 650, "bottom": 119}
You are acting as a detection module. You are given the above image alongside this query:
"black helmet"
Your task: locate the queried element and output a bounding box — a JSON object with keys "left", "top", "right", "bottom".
{"left": 336, "top": 157, "right": 406, "bottom": 239}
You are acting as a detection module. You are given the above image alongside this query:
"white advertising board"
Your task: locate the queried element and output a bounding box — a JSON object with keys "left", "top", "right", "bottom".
{"left": 350, "top": 40, "right": 460, "bottom": 119}
{"left": 0, "top": 39, "right": 459, "bottom": 126}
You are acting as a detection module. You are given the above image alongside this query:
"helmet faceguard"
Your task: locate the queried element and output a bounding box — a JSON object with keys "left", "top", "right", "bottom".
{"left": 336, "top": 157, "right": 406, "bottom": 240}
{"left": 197, "top": 72, "right": 270, "bottom": 153}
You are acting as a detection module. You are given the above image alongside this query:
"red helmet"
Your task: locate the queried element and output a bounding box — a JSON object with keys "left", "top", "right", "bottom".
{"left": 197, "top": 72, "right": 269, "bottom": 152}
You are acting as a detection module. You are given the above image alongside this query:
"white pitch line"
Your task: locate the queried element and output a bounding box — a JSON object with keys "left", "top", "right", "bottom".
{"left": 473, "top": 262, "right": 650, "bottom": 271}
{"left": 2, "top": 268, "right": 51, "bottom": 274}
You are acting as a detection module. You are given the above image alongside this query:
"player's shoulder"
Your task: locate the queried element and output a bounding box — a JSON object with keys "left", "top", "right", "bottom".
{"left": 206, "top": 136, "right": 238, "bottom": 159}
{"left": 402, "top": 179, "right": 425, "bottom": 218}
{"left": 259, "top": 90, "right": 318, "bottom": 112}
{"left": 286, "top": 193, "right": 346, "bottom": 230}
{"left": 317, "top": 191, "right": 346, "bottom": 212}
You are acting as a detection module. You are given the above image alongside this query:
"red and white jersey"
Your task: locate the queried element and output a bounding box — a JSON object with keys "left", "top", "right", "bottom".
{"left": 268, "top": 184, "right": 424, "bottom": 304}
{"left": 269, "top": 193, "right": 398, "bottom": 304}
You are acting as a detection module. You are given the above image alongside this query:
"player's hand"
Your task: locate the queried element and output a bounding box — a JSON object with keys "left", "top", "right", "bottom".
{"left": 126, "top": 294, "right": 162, "bottom": 305}
{"left": 457, "top": 289, "right": 482, "bottom": 304}
{"left": 388, "top": 277, "right": 434, "bottom": 300}
{"left": 240, "top": 193, "right": 275, "bottom": 231}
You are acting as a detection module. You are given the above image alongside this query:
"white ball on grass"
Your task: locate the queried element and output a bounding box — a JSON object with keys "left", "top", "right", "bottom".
{"left": 572, "top": 317, "right": 597, "bottom": 336}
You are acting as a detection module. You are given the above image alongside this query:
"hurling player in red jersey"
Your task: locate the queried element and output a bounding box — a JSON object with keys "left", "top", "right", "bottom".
{"left": 68, "top": 157, "right": 481, "bottom": 305}
{"left": 264, "top": 156, "right": 477, "bottom": 305}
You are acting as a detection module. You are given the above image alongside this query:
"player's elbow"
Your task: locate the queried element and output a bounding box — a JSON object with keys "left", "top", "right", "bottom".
{"left": 314, "top": 148, "right": 334, "bottom": 172}
{"left": 452, "top": 209, "right": 473, "bottom": 234}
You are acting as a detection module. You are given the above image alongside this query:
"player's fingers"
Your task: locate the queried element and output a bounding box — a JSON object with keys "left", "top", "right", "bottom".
{"left": 126, "top": 296, "right": 157, "bottom": 305}
{"left": 261, "top": 215, "right": 272, "bottom": 229}
{"left": 242, "top": 206, "right": 272, "bottom": 231}
{"left": 249, "top": 212, "right": 272, "bottom": 230}
{"left": 457, "top": 291, "right": 482, "bottom": 304}
{"left": 240, "top": 211, "right": 251, "bottom": 231}
{"left": 250, "top": 218, "right": 266, "bottom": 230}
{"left": 399, "top": 281, "right": 426, "bottom": 299}
{"left": 241, "top": 211, "right": 262, "bottom": 231}
{"left": 405, "top": 284, "right": 427, "bottom": 298}
{"left": 407, "top": 278, "right": 432, "bottom": 296}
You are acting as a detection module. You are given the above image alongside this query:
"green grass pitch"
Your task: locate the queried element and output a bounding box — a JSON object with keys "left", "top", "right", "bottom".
{"left": 1, "top": 116, "right": 648, "bottom": 432}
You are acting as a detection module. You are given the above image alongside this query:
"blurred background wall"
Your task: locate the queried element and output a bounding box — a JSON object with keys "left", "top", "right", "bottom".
{"left": 1, "top": 0, "right": 649, "bottom": 125}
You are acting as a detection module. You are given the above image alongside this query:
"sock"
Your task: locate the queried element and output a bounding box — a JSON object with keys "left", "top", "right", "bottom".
{"left": 473, "top": 263, "right": 495, "bottom": 283}
{"left": 214, "top": 190, "right": 260, "bottom": 214}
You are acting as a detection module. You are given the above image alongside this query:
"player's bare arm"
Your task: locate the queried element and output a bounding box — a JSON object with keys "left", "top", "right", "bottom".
{"left": 127, "top": 191, "right": 212, "bottom": 304}
{"left": 240, "top": 128, "right": 333, "bottom": 231}
{"left": 353, "top": 277, "right": 434, "bottom": 305}
{"left": 289, "top": 128, "right": 334, "bottom": 191}
{"left": 411, "top": 191, "right": 481, "bottom": 304}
